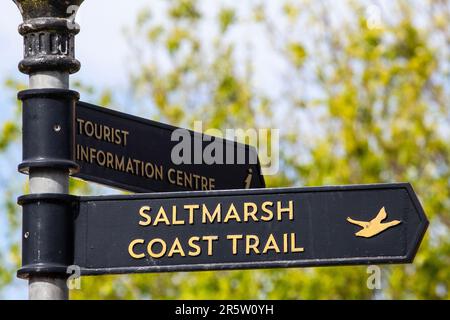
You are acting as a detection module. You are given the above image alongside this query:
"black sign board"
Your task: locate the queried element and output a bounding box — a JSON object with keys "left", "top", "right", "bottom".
{"left": 73, "top": 102, "right": 265, "bottom": 192}
{"left": 73, "top": 183, "right": 427, "bottom": 275}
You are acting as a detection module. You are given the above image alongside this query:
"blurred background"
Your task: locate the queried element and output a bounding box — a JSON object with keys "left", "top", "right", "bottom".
{"left": 0, "top": 0, "right": 448, "bottom": 299}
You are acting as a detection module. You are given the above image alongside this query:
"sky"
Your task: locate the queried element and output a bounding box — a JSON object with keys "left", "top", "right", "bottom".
{"left": 0, "top": 0, "right": 152, "bottom": 300}
{"left": 0, "top": 0, "right": 151, "bottom": 89}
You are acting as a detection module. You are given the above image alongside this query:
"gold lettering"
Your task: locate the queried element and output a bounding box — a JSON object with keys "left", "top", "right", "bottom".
{"left": 202, "top": 235, "right": 218, "bottom": 256}
{"left": 202, "top": 204, "right": 221, "bottom": 223}
{"left": 277, "top": 200, "right": 294, "bottom": 221}
{"left": 78, "top": 144, "right": 89, "bottom": 162}
{"left": 96, "top": 150, "right": 106, "bottom": 166}
{"left": 168, "top": 168, "right": 176, "bottom": 184}
{"left": 168, "top": 238, "right": 185, "bottom": 257}
{"left": 184, "top": 204, "right": 199, "bottom": 224}
{"left": 262, "top": 234, "right": 280, "bottom": 254}
{"left": 89, "top": 147, "right": 96, "bottom": 163}
{"left": 103, "top": 125, "right": 111, "bottom": 143}
{"left": 155, "top": 165, "right": 163, "bottom": 181}
{"left": 176, "top": 170, "right": 183, "bottom": 186}
{"left": 133, "top": 159, "right": 141, "bottom": 176}
{"left": 76, "top": 118, "right": 85, "bottom": 134}
{"left": 201, "top": 176, "right": 208, "bottom": 190}
{"left": 224, "top": 203, "right": 241, "bottom": 223}
{"left": 75, "top": 143, "right": 167, "bottom": 184}
{"left": 128, "top": 239, "right": 145, "bottom": 259}
{"left": 122, "top": 130, "right": 129, "bottom": 146}
{"left": 126, "top": 158, "right": 134, "bottom": 174}
{"left": 244, "top": 202, "right": 258, "bottom": 222}
{"left": 106, "top": 152, "right": 114, "bottom": 169}
{"left": 184, "top": 171, "right": 192, "bottom": 189}
{"left": 283, "top": 233, "right": 288, "bottom": 253}
{"left": 172, "top": 206, "right": 185, "bottom": 225}
{"left": 76, "top": 119, "right": 128, "bottom": 146}
{"left": 166, "top": 168, "right": 214, "bottom": 190}
{"left": 144, "top": 162, "right": 153, "bottom": 178}
{"left": 153, "top": 207, "right": 171, "bottom": 226}
{"left": 115, "top": 155, "right": 125, "bottom": 171}
{"left": 261, "top": 201, "right": 274, "bottom": 221}
{"left": 290, "top": 233, "right": 304, "bottom": 253}
{"left": 114, "top": 128, "right": 122, "bottom": 146}
{"left": 188, "top": 236, "right": 201, "bottom": 257}
{"left": 227, "top": 234, "right": 243, "bottom": 255}
{"left": 193, "top": 174, "right": 200, "bottom": 189}
{"left": 84, "top": 121, "right": 94, "bottom": 137}
{"left": 246, "top": 235, "right": 260, "bottom": 255}
{"left": 94, "top": 122, "right": 102, "bottom": 140}
{"left": 139, "top": 206, "right": 151, "bottom": 226}
{"left": 147, "top": 238, "right": 166, "bottom": 258}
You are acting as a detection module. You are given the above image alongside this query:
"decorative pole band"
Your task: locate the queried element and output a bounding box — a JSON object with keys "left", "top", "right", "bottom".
{"left": 13, "top": 0, "right": 84, "bottom": 75}
{"left": 17, "top": 193, "right": 79, "bottom": 279}
{"left": 18, "top": 88, "right": 80, "bottom": 175}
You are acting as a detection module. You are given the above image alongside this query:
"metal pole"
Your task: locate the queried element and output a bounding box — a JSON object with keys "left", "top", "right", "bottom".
{"left": 28, "top": 168, "right": 69, "bottom": 300}
{"left": 13, "top": 0, "right": 85, "bottom": 300}
{"left": 28, "top": 275, "right": 68, "bottom": 300}
{"left": 27, "top": 39, "right": 70, "bottom": 304}
{"left": 28, "top": 98, "right": 69, "bottom": 299}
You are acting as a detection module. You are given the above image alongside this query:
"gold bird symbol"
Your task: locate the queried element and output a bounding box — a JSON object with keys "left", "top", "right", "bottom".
{"left": 347, "top": 207, "right": 401, "bottom": 238}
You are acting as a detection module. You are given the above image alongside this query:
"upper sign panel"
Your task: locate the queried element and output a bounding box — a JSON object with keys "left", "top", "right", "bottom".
{"left": 73, "top": 102, "right": 265, "bottom": 192}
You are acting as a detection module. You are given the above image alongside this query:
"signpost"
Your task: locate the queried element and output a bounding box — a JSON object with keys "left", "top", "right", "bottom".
{"left": 12, "top": 0, "right": 429, "bottom": 301}
{"left": 17, "top": 183, "right": 427, "bottom": 279}
{"left": 74, "top": 101, "right": 265, "bottom": 192}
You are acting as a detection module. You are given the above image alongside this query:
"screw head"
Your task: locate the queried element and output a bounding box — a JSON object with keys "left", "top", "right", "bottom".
{"left": 54, "top": 124, "right": 61, "bottom": 132}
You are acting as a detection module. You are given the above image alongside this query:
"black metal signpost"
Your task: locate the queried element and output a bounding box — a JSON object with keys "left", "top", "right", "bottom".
{"left": 12, "top": 0, "right": 429, "bottom": 301}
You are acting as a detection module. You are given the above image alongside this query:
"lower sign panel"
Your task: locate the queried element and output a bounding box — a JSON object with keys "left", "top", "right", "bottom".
{"left": 74, "top": 183, "right": 428, "bottom": 275}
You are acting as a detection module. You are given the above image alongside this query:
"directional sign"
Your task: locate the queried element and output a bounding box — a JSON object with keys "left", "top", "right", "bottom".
{"left": 73, "top": 183, "right": 428, "bottom": 275}
{"left": 73, "top": 101, "right": 265, "bottom": 192}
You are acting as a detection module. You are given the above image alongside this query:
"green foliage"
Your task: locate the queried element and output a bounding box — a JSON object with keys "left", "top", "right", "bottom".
{"left": 218, "top": 8, "right": 236, "bottom": 33}
{"left": 0, "top": 122, "right": 19, "bottom": 151}
{"left": 168, "top": 0, "right": 201, "bottom": 21}
{"left": 287, "top": 43, "right": 307, "bottom": 68}
{"left": 282, "top": 2, "right": 301, "bottom": 22}
{"left": 1, "top": 0, "right": 449, "bottom": 299}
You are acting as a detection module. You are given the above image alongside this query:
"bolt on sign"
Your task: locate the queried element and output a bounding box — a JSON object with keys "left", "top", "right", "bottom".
{"left": 67, "top": 183, "right": 427, "bottom": 275}
{"left": 73, "top": 101, "right": 265, "bottom": 193}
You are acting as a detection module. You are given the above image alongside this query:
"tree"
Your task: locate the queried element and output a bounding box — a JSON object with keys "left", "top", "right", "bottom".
{"left": 1, "top": 0, "right": 448, "bottom": 299}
